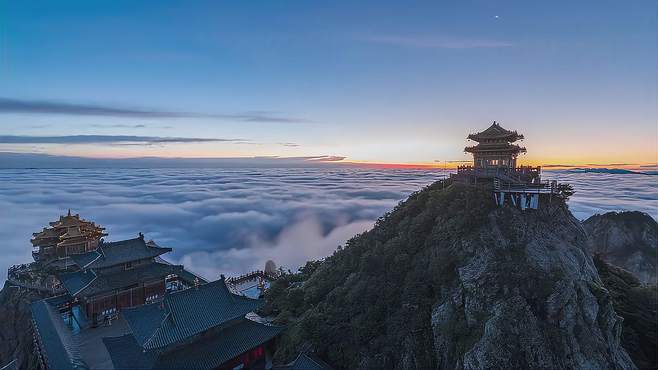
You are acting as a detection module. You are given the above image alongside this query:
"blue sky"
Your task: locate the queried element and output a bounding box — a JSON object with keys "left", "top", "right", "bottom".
{"left": 0, "top": 0, "right": 655, "bottom": 165}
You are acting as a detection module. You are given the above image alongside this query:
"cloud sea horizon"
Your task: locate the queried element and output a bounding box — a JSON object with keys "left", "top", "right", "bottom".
{"left": 1, "top": 168, "right": 655, "bottom": 283}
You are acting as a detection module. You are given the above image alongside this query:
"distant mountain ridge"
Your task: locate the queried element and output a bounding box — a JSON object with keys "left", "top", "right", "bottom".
{"left": 566, "top": 168, "right": 658, "bottom": 176}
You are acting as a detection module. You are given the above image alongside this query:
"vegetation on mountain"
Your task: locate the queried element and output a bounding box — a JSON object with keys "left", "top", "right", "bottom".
{"left": 264, "top": 180, "right": 636, "bottom": 369}
{"left": 594, "top": 256, "right": 657, "bottom": 369}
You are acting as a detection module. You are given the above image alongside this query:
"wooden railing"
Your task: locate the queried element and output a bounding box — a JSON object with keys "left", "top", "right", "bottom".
{"left": 494, "top": 178, "right": 559, "bottom": 194}
{"left": 226, "top": 270, "right": 278, "bottom": 285}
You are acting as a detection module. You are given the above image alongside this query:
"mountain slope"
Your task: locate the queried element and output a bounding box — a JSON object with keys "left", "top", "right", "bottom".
{"left": 0, "top": 281, "right": 48, "bottom": 369}
{"left": 266, "top": 181, "right": 635, "bottom": 369}
{"left": 584, "top": 211, "right": 657, "bottom": 284}
{"left": 594, "top": 256, "right": 657, "bottom": 369}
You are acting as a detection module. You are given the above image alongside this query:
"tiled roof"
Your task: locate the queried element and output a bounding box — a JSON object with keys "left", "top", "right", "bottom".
{"left": 60, "top": 227, "right": 83, "bottom": 239}
{"left": 122, "top": 278, "right": 263, "bottom": 350}
{"left": 59, "top": 262, "right": 186, "bottom": 297}
{"left": 69, "top": 250, "right": 101, "bottom": 269}
{"left": 467, "top": 122, "right": 523, "bottom": 142}
{"left": 58, "top": 270, "right": 97, "bottom": 296}
{"left": 0, "top": 359, "right": 18, "bottom": 370}
{"left": 464, "top": 143, "right": 527, "bottom": 153}
{"left": 104, "top": 318, "right": 284, "bottom": 369}
{"left": 276, "top": 353, "right": 333, "bottom": 370}
{"left": 69, "top": 236, "right": 171, "bottom": 269}
{"left": 31, "top": 300, "right": 86, "bottom": 370}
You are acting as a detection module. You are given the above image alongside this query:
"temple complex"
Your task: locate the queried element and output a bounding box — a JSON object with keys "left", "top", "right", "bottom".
{"left": 31, "top": 210, "right": 107, "bottom": 268}
{"left": 454, "top": 121, "right": 563, "bottom": 209}
{"left": 26, "top": 210, "right": 297, "bottom": 370}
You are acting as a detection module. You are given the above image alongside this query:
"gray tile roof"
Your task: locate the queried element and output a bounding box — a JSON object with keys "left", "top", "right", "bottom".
{"left": 58, "top": 270, "right": 97, "bottom": 296}
{"left": 31, "top": 300, "right": 87, "bottom": 370}
{"left": 0, "top": 359, "right": 18, "bottom": 370}
{"left": 59, "top": 262, "right": 189, "bottom": 297}
{"left": 69, "top": 251, "right": 101, "bottom": 269}
{"left": 276, "top": 353, "right": 333, "bottom": 370}
{"left": 104, "top": 318, "right": 284, "bottom": 369}
{"left": 122, "top": 278, "right": 263, "bottom": 350}
{"left": 70, "top": 236, "right": 171, "bottom": 270}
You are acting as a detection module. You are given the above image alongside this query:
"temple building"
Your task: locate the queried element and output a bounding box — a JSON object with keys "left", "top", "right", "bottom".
{"left": 31, "top": 210, "right": 107, "bottom": 268}
{"left": 465, "top": 121, "right": 526, "bottom": 171}
{"left": 103, "top": 277, "right": 284, "bottom": 369}
{"left": 455, "top": 121, "right": 562, "bottom": 209}
{"left": 56, "top": 234, "right": 202, "bottom": 326}
{"left": 32, "top": 276, "right": 284, "bottom": 369}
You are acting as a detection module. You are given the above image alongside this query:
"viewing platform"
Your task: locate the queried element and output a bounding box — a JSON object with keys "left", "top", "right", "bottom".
{"left": 456, "top": 165, "right": 542, "bottom": 184}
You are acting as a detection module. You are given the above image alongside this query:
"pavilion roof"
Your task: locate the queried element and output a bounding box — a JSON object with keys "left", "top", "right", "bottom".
{"left": 32, "top": 228, "right": 60, "bottom": 239}
{"left": 121, "top": 278, "right": 263, "bottom": 350}
{"left": 33, "top": 211, "right": 106, "bottom": 249}
{"left": 69, "top": 235, "right": 171, "bottom": 269}
{"left": 103, "top": 318, "right": 284, "bottom": 369}
{"left": 464, "top": 144, "right": 527, "bottom": 154}
{"left": 467, "top": 122, "right": 524, "bottom": 142}
{"left": 59, "top": 227, "right": 83, "bottom": 239}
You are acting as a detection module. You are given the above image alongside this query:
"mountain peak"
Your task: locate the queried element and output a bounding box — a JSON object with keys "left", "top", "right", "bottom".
{"left": 266, "top": 180, "right": 635, "bottom": 369}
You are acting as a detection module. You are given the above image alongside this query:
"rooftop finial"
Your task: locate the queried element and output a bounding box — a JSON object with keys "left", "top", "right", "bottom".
{"left": 67, "top": 209, "right": 71, "bottom": 217}
{"left": 138, "top": 232, "right": 144, "bottom": 240}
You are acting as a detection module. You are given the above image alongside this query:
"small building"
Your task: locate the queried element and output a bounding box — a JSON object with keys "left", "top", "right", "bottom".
{"left": 31, "top": 210, "right": 107, "bottom": 268}
{"left": 455, "top": 121, "right": 562, "bottom": 209}
{"left": 465, "top": 121, "right": 526, "bottom": 171}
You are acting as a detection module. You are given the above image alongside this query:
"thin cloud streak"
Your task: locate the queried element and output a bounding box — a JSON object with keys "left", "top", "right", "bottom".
{"left": 361, "top": 35, "right": 514, "bottom": 49}
{"left": 0, "top": 152, "right": 349, "bottom": 168}
{"left": 0, "top": 135, "right": 244, "bottom": 145}
{"left": 0, "top": 98, "right": 311, "bottom": 123}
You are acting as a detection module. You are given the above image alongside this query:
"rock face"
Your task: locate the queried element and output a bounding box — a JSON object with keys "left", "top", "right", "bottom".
{"left": 0, "top": 281, "right": 48, "bottom": 369}
{"left": 583, "top": 211, "right": 657, "bottom": 284}
{"left": 268, "top": 182, "right": 636, "bottom": 369}
{"left": 594, "top": 257, "right": 657, "bottom": 369}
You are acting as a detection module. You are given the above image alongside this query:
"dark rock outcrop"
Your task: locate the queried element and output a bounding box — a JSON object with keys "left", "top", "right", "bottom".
{"left": 594, "top": 256, "right": 657, "bottom": 369}
{"left": 584, "top": 211, "right": 657, "bottom": 284}
{"left": 267, "top": 181, "right": 636, "bottom": 369}
{"left": 0, "top": 281, "right": 48, "bottom": 369}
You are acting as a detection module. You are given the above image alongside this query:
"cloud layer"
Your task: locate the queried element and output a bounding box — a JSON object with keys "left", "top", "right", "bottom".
{"left": 0, "top": 169, "right": 653, "bottom": 283}
{"left": 0, "top": 152, "right": 346, "bottom": 168}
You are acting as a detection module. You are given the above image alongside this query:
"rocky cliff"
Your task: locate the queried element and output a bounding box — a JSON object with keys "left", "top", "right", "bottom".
{"left": 583, "top": 211, "right": 657, "bottom": 284}
{"left": 266, "top": 181, "right": 637, "bottom": 369}
{"left": 0, "top": 281, "right": 48, "bottom": 369}
{"left": 594, "top": 256, "right": 657, "bottom": 369}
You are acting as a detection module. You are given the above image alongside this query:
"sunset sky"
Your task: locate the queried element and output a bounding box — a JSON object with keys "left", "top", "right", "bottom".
{"left": 0, "top": 0, "right": 655, "bottom": 167}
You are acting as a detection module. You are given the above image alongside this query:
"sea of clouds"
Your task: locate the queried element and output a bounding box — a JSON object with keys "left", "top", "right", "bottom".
{"left": 0, "top": 168, "right": 655, "bottom": 282}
